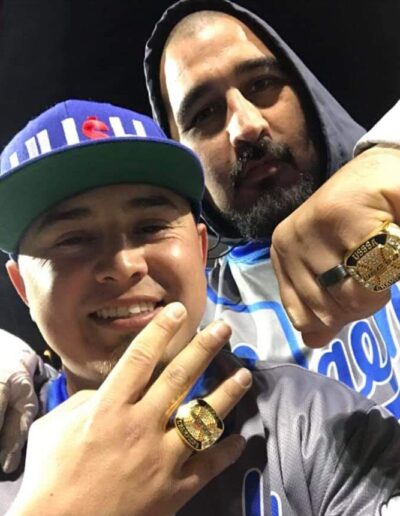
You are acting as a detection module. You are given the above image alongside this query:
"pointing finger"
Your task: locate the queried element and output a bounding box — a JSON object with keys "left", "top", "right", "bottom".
{"left": 145, "top": 320, "right": 232, "bottom": 422}
{"left": 97, "top": 302, "right": 186, "bottom": 405}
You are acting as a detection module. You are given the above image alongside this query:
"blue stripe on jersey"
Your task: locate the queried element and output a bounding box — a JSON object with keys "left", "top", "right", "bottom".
{"left": 244, "top": 469, "right": 262, "bottom": 516}
{"left": 207, "top": 286, "right": 307, "bottom": 368}
{"left": 227, "top": 241, "right": 270, "bottom": 265}
{"left": 46, "top": 372, "right": 68, "bottom": 412}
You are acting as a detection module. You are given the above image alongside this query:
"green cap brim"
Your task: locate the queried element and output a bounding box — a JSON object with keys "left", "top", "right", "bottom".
{"left": 0, "top": 138, "right": 204, "bottom": 253}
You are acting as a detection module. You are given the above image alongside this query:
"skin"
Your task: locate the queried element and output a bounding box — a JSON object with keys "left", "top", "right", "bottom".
{"left": 4, "top": 182, "right": 253, "bottom": 515}
{"left": 8, "top": 306, "right": 251, "bottom": 516}
{"left": 271, "top": 146, "right": 400, "bottom": 345}
{"left": 160, "top": 13, "right": 321, "bottom": 220}
{"left": 7, "top": 183, "right": 208, "bottom": 394}
{"left": 159, "top": 13, "right": 400, "bottom": 346}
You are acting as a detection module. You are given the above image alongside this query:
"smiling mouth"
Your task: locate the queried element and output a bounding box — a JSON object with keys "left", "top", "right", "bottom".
{"left": 93, "top": 301, "right": 159, "bottom": 320}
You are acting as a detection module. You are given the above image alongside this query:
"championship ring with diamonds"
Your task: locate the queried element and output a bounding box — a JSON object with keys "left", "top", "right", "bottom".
{"left": 174, "top": 398, "right": 224, "bottom": 451}
{"left": 344, "top": 222, "right": 400, "bottom": 291}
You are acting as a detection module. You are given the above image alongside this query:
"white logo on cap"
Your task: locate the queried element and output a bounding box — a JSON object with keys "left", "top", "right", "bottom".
{"left": 8, "top": 116, "right": 148, "bottom": 170}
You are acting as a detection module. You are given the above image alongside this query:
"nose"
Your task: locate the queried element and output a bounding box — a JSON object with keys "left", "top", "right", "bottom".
{"left": 226, "top": 89, "right": 270, "bottom": 148}
{"left": 95, "top": 245, "right": 148, "bottom": 285}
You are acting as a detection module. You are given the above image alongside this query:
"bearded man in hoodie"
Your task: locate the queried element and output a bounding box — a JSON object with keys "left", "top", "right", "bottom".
{"left": 1, "top": 0, "right": 400, "bottom": 478}
{"left": 144, "top": 0, "right": 400, "bottom": 418}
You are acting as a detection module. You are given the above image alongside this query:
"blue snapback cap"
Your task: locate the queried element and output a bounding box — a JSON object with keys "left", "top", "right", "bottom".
{"left": 0, "top": 99, "right": 204, "bottom": 253}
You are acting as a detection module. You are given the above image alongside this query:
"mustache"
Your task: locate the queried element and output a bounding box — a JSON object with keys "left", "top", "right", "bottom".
{"left": 231, "top": 138, "right": 294, "bottom": 187}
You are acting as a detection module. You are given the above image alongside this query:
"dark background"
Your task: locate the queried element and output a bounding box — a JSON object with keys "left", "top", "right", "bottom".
{"left": 0, "top": 0, "right": 399, "bottom": 355}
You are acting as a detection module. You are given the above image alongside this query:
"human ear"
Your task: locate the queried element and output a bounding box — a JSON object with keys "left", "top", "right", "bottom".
{"left": 6, "top": 259, "right": 29, "bottom": 306}
{"left": 197, "top": 223, "right": 208, "bottom": 268}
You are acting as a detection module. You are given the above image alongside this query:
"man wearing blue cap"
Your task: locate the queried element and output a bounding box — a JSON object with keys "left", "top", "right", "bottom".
{"left": 0, "top": 99, "right": 251, "bottom": 513}
{"left": 1, "top": 100, "right": 400, "bottom": 515}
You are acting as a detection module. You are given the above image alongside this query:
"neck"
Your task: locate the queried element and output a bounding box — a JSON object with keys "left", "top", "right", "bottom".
{"left": 63, "top": 367, "right": 105, "bottom": 396}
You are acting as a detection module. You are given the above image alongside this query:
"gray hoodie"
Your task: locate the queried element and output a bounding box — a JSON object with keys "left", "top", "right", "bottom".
{"left": 144, "top": 0, "right": 365, "bottom": 240}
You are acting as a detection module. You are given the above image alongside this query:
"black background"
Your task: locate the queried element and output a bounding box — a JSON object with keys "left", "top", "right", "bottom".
{"left": 0, "top": 0, "right": 399, "bottom": 354}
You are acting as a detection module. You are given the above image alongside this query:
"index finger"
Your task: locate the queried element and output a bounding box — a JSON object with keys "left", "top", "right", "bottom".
{"left": 144, "top": 319, "right": 232, "bottom": 421}
{"left": 96, "top": 302, "right": 186, "bottom": 405}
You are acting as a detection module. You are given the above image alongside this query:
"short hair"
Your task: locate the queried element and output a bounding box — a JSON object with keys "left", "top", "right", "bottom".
{"left": 165, "top": 10, "right": 232, "bottom": 48}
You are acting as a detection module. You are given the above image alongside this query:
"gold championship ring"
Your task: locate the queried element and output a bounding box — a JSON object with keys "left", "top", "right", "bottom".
{"left": 174, "top": 399, "right": 224, "bottom": 451}
{"left": 318, "top": 222, "right": 400, "bottom": 292}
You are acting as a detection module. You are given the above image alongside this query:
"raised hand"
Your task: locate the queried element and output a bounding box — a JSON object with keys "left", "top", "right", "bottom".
{"left": 271, "top": 145, "right": 400, "bottom": 347}
{"left": 8, "top": 303, "right": 252, "bottom": 516}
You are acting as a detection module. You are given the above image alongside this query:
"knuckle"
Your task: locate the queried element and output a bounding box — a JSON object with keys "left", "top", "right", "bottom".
{"left": 195, "top": 323, "right": 229, "bottom": 354}
{"left": 271, "top": 225, "right": 284, "bottom": 249}
{"left": 285, "top": 306, "right": 308, "bottom": 331}
{"left": 313, "top": 189, "right": 344, "bottom": 225}
{"left": 195, "top": 332, "right": 215, "bottom": 354}
{"left": 311, "top": 304, "right": 343, "bottom": 332}
{"left": 164, "top": 363, "right": 190, "bottom": 390}
{"left": 120, "top": 419, "right": 147, "bottom": 447}
{"left": 81, "top": 403, "right": 111, "bottom": 436}
{"left": 318, "top": 312, "right": 341, "bottom": 330}
{"left": 125, "top": 344, "right": 156, "bottom": 369}
{"left": 221, "top": 376, "right": 246, "bottom": 401}
{"left": 224, "top": 384, "right": 239, "bottom": 403}
{"left": 290, "top": 313, "right": 322, "bottom": 335}
{"left": 271, "top": 220, "right": 293, "bottom": 254}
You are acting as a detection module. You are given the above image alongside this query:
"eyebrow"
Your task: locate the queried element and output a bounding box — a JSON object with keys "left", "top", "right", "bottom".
{"left": 124, "top": 194, "right": 180, "bottom": 212}
{"left": 177, "top": 56, "right": 282, "bottom": 126}
{"left": 37, "top": 207, "right": 91, "bottom": 232}
{"left": 37, "top": 194, "right": 181, "bottom": 233}
{"left": 234, "top": 56, "right": 283, "bottom": 77}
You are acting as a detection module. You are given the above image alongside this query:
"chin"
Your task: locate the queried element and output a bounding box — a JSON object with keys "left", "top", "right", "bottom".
{"left": 88, "top": 343, "right": 131, "bottom": 383}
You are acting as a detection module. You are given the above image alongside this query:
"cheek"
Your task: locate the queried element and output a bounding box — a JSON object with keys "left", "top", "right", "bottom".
{"left": 159, "top": 242, "right": 207, "bottom": 364}
{"left": 21, "top": 261, "right": 55, "bottom": 315}
{"left": 20, "top": 259, "right": 83, "bottom": 337}
{"left": 183, "top": 135, "right": 233, "bottom": 190}
{"left": 276, "top": 89, "right": 313, "bottom": 149}
{"left": 152, "top": 239, "right": 207, "bottom": 321}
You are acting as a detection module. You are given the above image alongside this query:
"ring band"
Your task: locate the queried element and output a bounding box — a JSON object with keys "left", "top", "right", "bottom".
{"left": 174, "top": 398, "right": 224, "bottom": 451}
{"left": 317, "top": 264, "right": 349, "bottom": 288}
{"left": 317, "top": 222, "right": 400, "bottom": 292}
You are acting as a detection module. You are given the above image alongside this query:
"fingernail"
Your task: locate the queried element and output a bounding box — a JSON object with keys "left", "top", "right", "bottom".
{"left": 209, "top": 320, "right": 231, "bottom": 340}
{"left": 2, "top": 452, "right": 18, "bottom": 474}
{"left": 233, "top": 368, "right": 252, "bottom": 388}
{"left": 165, "top": 302, "right": 186, "bottom": 321}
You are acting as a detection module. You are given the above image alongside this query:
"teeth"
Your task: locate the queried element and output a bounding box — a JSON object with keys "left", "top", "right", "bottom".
{"left": 96, "top": 302, "right": 156, "bottom": 319}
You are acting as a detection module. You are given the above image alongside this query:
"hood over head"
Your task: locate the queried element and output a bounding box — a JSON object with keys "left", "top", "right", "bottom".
{"left": 144, "top": 0, "right": 365, "bottom": 243}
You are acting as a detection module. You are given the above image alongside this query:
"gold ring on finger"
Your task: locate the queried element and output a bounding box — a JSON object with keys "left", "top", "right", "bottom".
{"left": 174, "top": 398, "right": 224, "bottom": 451}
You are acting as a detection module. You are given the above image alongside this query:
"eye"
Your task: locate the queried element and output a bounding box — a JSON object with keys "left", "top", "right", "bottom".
{"left": 55, "top": 233, "right": 96, "bottom": 247}
{"left": 193, "top": 105, "right": 217, "bottom": 126}
{"left": 135, "top": 221, "right": 173, "bottom": 238}
{"left": 189, "top": 101, "right": 226, "bottom": 134}
{"left": 242, "top": 75, "right": 284, "bottom": 108}
{"left": 248, "top": 76, "right": 273, "bottom": 94}
{"left": 140, "top": 224, "right": 169, "bottom": 234}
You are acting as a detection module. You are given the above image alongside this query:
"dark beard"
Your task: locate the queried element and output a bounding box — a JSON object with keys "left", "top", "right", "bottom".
{"left": 218, "top": 137, "right": 319, "bottom": 240}
{"left": 224, "top": 173, "right": 316, "bottom": 240}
